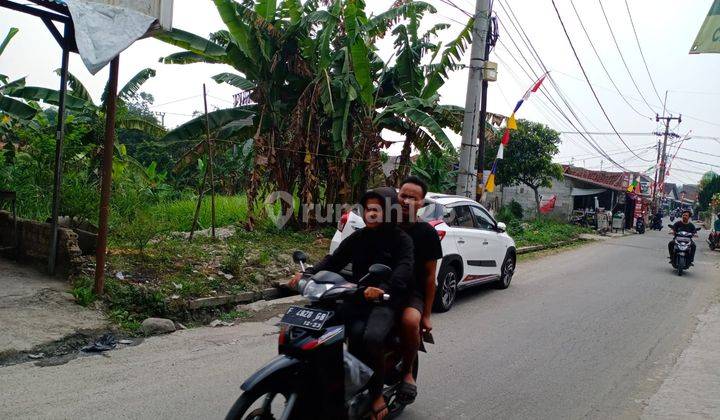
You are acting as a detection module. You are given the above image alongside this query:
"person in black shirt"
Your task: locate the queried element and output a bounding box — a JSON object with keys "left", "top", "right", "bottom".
{"left": 289, "top": 187, "right": 413, "bottom": 420}
{"left": 395, "top": 176, "right": 443, "bottom": 405}
{"left": 669, "top": 209, "right": 697, "bottom": 263}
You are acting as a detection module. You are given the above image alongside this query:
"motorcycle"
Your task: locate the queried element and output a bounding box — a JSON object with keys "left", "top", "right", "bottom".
{"left": 651, "top": 215, "right": 663, "bottom": 231}
{"left": 635, "top": 217, "right": 645, "bottom": 234}
{"left": 708, "top": 231, "right": 720, "bottom": 251}
{"left": 225, "top": 251, "right": 419, "bottom": 420}
{"left": 668, "top": 225, "right": 696, "bottom": 276}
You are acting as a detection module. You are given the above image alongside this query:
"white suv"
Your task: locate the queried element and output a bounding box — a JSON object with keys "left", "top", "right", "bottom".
{"left": 329, "top": 193, "right": 517, "bottom": 311}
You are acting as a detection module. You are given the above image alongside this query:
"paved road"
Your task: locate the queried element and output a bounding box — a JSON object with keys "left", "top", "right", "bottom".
{"left": 1, "top": 225, "right": 719, "bottom": 419}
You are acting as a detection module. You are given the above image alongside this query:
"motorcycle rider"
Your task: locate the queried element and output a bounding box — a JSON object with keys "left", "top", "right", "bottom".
{"left": 395, "top": 176, "right": 443, "bottom": 405}
{"left": 669, "top": 209, "right": 697, "bottom": 264}
{"left": 289, "top": 187, "right": 414, "bottom": 420}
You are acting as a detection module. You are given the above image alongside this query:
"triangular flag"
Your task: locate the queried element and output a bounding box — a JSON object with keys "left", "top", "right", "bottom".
{"left": 496, "top": 144, "right": 504, "bottom": 160}
{"left": 501, "top": 128, "right": 510, "bottom": 145}
{"left": 512, "top": 100, "right": 524, "bottom": 113}
{"left": 507, "top": 113, "right": 517, "bottom": 130}
{"left": 690, "top": 0, "right": 720, "bottom": 54}
{"left": 531, "top": 74, "right": 547, "bottom": 92}
{"left": 485, "top": 173, "right": 495, "bottom": 193}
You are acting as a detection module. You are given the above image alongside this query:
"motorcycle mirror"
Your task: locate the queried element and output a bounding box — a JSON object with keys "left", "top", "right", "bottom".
{"left": 668, "top": 224, "right": 673, "bottom": 228}
{"left": 292, "top": 250, "right": 308, "bottom": 264}
{"left": 368, "top": 264, "right": 392, "bottom": 279}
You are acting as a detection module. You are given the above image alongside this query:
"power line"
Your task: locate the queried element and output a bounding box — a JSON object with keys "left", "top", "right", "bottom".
{"left": 550, "top": 0, "right": 652, "bottom": 162}
{"left": 496, "top": 0, "right": 631, "bottom": 171}
{"left": 568, "top": 0, "right": 652, "bottom": 120}
{"left": 624, "top": 0, "right": 664, "bottom": 105}
{"left": 597, "top": 0, "right": 658, "bottom": 115}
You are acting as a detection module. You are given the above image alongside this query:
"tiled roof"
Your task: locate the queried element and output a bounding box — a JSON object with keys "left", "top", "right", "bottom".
{"left": 562, "top": 166, "right": 628, "bottom": 191}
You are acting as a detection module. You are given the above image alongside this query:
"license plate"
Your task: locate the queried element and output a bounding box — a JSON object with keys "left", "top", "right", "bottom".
{"left": 280, "top": 306, "right": 332, "bottom": 331}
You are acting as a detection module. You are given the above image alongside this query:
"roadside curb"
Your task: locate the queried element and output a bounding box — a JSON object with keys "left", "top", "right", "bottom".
{"left": 516, "top": 239, "right": 584, "bottom": 255}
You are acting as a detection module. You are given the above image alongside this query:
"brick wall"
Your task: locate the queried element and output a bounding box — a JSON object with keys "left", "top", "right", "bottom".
{"left": 0, "top": 211, "right": 82, "bottom": 273}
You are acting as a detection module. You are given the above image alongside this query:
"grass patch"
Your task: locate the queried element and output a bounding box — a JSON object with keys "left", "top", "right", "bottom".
{"left": 509, "top": 218, "right": 592, "bottom": 248}
{"left": 219, "top": 310, "right": 250, "bottom": 322}
{"left": 71, "top": 276, "right": 97, "bottom": 307}
{"left": 148, "top": 195, "right": 249, "bottom": 232}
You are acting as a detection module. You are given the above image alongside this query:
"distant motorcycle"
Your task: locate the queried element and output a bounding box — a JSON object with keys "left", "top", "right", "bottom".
{"left": 651, "top": 215, "right": 663, "bottom": 231}
{"left": 635, "top": 217, "right": 645, "bottom": 234}
{"left": 669, "top": 224, "right": 696, "bottom": 276}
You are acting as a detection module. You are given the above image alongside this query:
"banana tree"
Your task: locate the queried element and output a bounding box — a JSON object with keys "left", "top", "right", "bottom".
{"left": 0, "top": 28, "right": 37, "bottom": 123}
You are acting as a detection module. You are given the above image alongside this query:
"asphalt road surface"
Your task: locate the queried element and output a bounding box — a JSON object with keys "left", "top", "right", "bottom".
{"left": 1, "top": 223, "right": 719, "bottom": 419}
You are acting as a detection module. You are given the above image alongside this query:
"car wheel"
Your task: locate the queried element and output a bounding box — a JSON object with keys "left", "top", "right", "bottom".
{"left": 433, "top": 264, "right": 459, "bottom": 313}
{"left": 495, "top": 253, "right": 515, "bottom": 289}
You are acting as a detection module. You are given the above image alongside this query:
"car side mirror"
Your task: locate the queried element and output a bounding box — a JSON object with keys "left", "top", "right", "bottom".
{"left": 496, "top": 222, "right": 507, "bottom": 232}
{"left": 368, "top": 263, "right": 392, "bottom": 280}
{"left": 292, "top": 250, "right": 308, "bottom": 264}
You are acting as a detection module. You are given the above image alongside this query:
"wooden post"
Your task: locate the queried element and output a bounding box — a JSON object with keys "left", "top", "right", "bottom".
{"left": 188, "top": 169, "right": 209, "bottom": 242}
{"left": 202, "top": 84, "right": 216, "bottom": 239}
{"left": 94, "top": 56, "right": 120, "bottom": 295}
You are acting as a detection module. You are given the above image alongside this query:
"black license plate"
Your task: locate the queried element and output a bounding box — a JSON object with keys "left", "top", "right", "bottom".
{"left": 280, "top": 306, "right": 332, "bottom": 331}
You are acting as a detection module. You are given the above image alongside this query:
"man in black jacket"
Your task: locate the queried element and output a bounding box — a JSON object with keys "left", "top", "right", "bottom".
{"left": 290, "top": 187, "right": 414, "bottom": 420}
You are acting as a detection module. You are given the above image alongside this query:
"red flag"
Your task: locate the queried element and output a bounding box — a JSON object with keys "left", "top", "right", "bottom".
{"left": 531, "top": 74, "right": 547, "bottom": 92}
{"left": 501, "top": 128, "right": 510, "bottom": 145}
{"left": 539, "top": 194, "right": 557, "bottom": 214}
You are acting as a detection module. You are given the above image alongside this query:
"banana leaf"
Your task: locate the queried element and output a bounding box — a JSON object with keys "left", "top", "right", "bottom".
{"left": 8, "top": 86, "right": 90, "bottom": 111}
{"left": 421, "top": 17, "right": 473, "bottom": 99}
{"left": 155, "top": 28, "right": 227, "bottom": 58}
{"left": 159, "top": 51, "right": 224, "bottom": 65}
{"left": 55, "top": 70, "right": 94, "bottom": 104}
{"left": 162, "top": 107, "right": 255, "bottom": 143}
{"left": 212, "top": 72, "right": 256, "bottom": 90}
{"left": 118, "top": 116, "right": 166, "bottom": 137}
{"left": 0, "top": 94, "right": 37, "bottom": 120}
{"left": 213, "top": 0, "right": 259, "bottom": 62}
{"left": 0, "top": 28, "right": 18, "bottom": 56}
{"left": 255, "top": 0, "right": 277, "bottom": 20}
{"left": 117, "top": 68, "right": 157, "bottom": 102}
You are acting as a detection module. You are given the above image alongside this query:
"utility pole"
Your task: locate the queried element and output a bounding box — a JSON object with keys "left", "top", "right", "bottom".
{"left": 655, "top": 113, "right": 682, "bottom": 210}
{"left": 475, "top": 13, "right": 497, "bottom": 202}
{"left": 456, "top": 0, "right": 491, "bottom": 198}
{"left": 651, "top": 139, "right": 661, "bottom": 204}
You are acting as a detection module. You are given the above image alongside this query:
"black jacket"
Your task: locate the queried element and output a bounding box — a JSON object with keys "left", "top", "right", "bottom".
{"left": 308, "top": 225, "right": 414, "bottom": 304}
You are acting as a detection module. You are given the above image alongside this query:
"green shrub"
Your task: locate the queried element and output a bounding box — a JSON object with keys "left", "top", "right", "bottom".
{"left": 497, "top": 200, "right": 524, "bottom": 223}
{"left": 71, "top": 276, "right": 96, "bottom": 307}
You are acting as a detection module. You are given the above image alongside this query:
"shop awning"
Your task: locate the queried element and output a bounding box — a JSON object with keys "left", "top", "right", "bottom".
{"left": 571, "top": 188, "right": 606, "bottom": 196}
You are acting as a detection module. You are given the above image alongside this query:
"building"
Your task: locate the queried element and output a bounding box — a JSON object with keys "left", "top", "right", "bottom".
{"left": 485, "top": 166, "right": 652, "bottom": 227}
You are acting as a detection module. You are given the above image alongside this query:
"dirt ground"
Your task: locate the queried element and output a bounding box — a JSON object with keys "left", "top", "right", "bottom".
{"left": 0, "top": 259, "right": 108, "bottom": 357}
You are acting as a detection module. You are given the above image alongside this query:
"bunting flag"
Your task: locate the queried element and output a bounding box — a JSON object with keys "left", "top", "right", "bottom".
{"left": 501, "top": 128, "right": 510, "bottom": 146}
{"left": 690, "top": 0, "right": 720, "bottom": 54}
{"left": 484, "top": 72, "right": 548, "bottom": 193}
{"left": 485, "top": 161, "right": 497, "bottom": 193}
{"left": 507, "top": 113, "right": 518, "bottom": 130}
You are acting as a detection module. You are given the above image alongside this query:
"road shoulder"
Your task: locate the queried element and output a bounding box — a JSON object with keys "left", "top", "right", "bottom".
{"left": 641, "top": 302, "right": 720, "bottom": 419}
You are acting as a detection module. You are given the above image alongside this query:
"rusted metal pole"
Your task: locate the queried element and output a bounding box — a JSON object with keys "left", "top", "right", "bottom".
{"left": 94, "top": 56, "right": 120, "bottom": 295}
{"left": 202, "top": 84, "right": 216, "bottom": 239}
{"left": 48, "top": 26, "right": 70, "bottom": 275}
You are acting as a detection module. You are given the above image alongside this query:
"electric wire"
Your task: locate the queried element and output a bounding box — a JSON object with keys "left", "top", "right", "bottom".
{"left": 550, "top": 0, "right": 652, "bottom": 162}
{"left": 597, "top": 0, "right": 658, "bottom": 114}
{"left": 568, "top": 0, "right": 652, "bottom": 119}
{"left": 624, "top": 0, "right": 664, "bottom": 105}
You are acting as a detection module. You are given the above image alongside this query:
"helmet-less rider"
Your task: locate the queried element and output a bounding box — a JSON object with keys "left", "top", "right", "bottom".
{"left": 289, "top": 187, "right": 414, "bottom": 420}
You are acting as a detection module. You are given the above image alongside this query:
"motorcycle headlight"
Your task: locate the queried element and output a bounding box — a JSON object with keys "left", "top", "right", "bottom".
{"left": 302, "top": 281, "right": 333, "bottom": 300}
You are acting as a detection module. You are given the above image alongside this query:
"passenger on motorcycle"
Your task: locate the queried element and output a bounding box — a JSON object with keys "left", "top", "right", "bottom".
{"left": 289, "top": 187, "right": 414, "bottom": 420}
{"left": 669, "top": 209, "right": 697, "bottom": 263}
{"left": 396, "top": 176, "right": 442, "bottom": 405}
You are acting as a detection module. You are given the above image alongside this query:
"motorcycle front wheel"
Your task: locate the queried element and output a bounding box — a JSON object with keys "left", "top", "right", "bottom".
{"left": 226, "top": 391, "right": 298, "bottom": 420}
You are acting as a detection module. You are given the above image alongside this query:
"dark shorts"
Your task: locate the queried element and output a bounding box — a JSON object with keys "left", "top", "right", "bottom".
{"left": 404, "top": 292, "right": 425, "bottom": 314}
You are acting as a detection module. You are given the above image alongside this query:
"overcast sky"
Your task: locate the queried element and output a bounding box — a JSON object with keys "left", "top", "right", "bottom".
{"left": 1, "top": 0, "right": 719, "bottom": 185}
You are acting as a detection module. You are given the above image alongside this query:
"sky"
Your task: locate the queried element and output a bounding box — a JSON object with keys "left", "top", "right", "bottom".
{"left": 1, "top": 0, "right": 719, "bottom": 186}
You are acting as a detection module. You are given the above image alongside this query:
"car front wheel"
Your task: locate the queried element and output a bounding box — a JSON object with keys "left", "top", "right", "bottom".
{"left": 495, "top": 254, "right": 515, "bottom": 289}
{"left": 434, "top": 264, "right": 459, "bottom": 312}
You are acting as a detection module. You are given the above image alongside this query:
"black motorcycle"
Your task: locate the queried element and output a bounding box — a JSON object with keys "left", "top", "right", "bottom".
{"left": 668, "top": 225, "right": 696, "bottom": 276}
{"left": 635, "top": 217, "right": 645, "bottom": 234}
{"left": 651, "top": 215, "right": 663, "bottom": 231}
{"left": 708, "top": 231, "right": 720, "bottom": 251}
{"left": 225, "top": 251, "right": 418, "bottom": 420}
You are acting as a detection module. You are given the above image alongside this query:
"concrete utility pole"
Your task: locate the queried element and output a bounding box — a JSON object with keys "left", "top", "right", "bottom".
{"left": 456, "top": 0, "right": 491, "bottom": 198}
{"left": 655, "top": 113, "right": 682, "bottom": 209}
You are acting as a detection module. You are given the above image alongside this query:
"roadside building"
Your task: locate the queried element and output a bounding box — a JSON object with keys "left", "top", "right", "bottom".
{"left": 485, "top": 166, "right": 652, "bottom": 227}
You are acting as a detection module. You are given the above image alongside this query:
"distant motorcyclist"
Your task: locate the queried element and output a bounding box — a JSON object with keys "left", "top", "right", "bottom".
{"left": 669, "top": 209, "right": 697, "bottom": 263}
{"left": 714, "top": 212, "right": 720, "bottom": 233}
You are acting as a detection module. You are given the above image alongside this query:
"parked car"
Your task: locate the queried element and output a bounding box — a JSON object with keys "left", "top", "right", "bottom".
{"left": 329, "top": 193, "right": 517, "bottom": 312}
